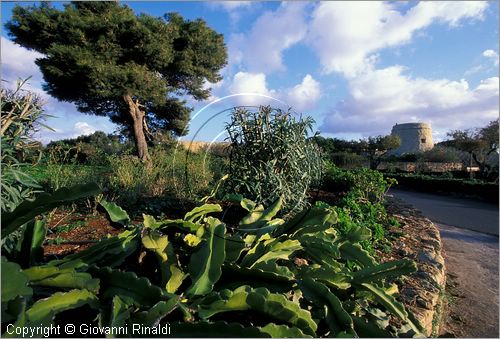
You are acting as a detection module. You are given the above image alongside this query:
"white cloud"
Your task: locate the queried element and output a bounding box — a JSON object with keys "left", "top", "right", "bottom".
{"left": 228, "top": 2, "right": 308, "bottom": 73}
{"left": 208, "top": 1, "right": 251, "bottom": 11}
{"left": 483, "top": 49, "right": 499, "bottom": 66}
{"left": 321, "top": 66, "right": 499, "bottom": 139}
{"left": 228, "top": 71, "right": 275, "bottom": 106}
{"left": 1, "top": 37, "right": 44, "bottom": 82}
{"left": 285, "top": 74, "right": 322, "bottom": 111}
{"left": 229, "top": 72, "right": 272, "bottom": 95}
{"left": 308, "top": 1, "right": 488, "bottom": 76}
{"left": 228, "top": 72, "right": 321, "bottom": 110}
{"left": 74, "top": 122, "right": 97, "bottom": 136}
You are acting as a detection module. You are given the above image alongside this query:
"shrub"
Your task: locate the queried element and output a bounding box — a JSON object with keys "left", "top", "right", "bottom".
{"left": 224, "top": 106, "right": 322, "bottom": 214}
{"left": 1, "top": 79, "right": 47, "bottom": 212}
{"left": 330, "top": 151, "right": 367, "bottom": 169}
{"left": 321, "top": 163, "right": 399, "bottom": 253}
{"left": 108, "top": 147, "right": 215, "bottom": 207}
{"left": 418, "top": 145, "right": 461, "bottom": 163}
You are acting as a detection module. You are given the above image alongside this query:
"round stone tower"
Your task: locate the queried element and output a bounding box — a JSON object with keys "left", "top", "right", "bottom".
{"left": 390, "top": 122, "right": 433, "bottom": 155}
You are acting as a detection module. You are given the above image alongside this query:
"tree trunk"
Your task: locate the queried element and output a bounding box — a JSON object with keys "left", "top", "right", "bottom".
{"left": 123, "top": 94, "right": 151, "bottom": 164}
{"left": 469, "top": 152, "right": 473, "bottom": 179}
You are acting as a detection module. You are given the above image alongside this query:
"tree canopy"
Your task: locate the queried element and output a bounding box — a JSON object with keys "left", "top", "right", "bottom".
{"left": 442, "top": 119, "right": 499, "bottom": 178}
{"left": 6, "top": 2, "right": 227, "bottom": 161}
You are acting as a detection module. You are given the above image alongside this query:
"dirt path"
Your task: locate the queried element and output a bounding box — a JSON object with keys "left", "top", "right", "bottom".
{"left": 438, "top": 223, "right": 498, "bottom": 338}
{"left": 390, "top": 189, "right": 499, "bottom": 338}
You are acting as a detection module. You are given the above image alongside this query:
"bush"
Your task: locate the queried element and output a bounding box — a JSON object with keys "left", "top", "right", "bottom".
{"left": 107, "top": 147, "right": 215, "bottom": 207}
{"left": 321, "top": 163, "right": 399, "bottom": 253}
{"left": 418, "top": 145, "right": 461, "bottom": 163}
{"left": 330, "top": 151, "right": 367, "bottom": 169}
{"left": 224, "top": 106, "right": 322, "bottom": 214}
{"left": 0, "top": 79, "right": 47, "bottom": 212}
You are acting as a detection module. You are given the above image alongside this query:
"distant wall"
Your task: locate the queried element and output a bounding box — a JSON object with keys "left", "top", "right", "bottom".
{"left": 377, "top": 161, "right": 463, "bottom": 172}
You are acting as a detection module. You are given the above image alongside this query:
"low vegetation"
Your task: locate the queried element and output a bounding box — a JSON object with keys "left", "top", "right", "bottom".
{"left": 2, "top": 183, "right": 424, "bottom": 337}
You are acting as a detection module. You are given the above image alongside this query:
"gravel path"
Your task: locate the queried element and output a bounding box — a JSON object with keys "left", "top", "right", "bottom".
{"left": 390, "top": 189, "right": 499, "bottom": 338}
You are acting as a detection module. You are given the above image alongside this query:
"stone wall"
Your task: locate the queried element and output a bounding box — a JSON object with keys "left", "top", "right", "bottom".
{"left": 377, "top": 161, "right": 463, "bottom": 172}
{"left": 384, "top": 196, "right": 446, "bottom": 336}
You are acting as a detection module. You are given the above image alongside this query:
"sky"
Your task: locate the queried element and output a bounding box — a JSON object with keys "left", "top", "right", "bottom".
{"left": 1, "top": 1, "right": 499, "bottom": 145}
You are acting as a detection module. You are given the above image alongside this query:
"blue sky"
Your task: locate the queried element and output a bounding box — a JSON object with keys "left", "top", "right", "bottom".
{"left": 1, "top": 1, "right": 499, "bottom": 144}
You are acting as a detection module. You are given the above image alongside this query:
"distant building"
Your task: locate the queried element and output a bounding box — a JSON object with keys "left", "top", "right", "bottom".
{"left": 390, "top": 122, "right": 434, "bottom": 155}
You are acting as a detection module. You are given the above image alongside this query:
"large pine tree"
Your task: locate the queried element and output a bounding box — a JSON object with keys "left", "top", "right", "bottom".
{"left": 6, "top": 2, "right": 227, "bottom": 162}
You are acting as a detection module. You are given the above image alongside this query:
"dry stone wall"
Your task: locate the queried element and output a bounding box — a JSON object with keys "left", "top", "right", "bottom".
{"left": 384, "top": 196, "right": 446, "bottom": 336}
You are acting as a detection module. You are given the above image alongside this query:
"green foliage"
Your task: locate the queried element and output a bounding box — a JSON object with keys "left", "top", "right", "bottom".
{"left": 2, "top": 183, "right": 100, "bottom": 238}
{"left": 441, "top": 120, "right": 500, "bottom": 179}
{"left": 321, "top": 163, "right": 399, "bottom": 253}
{"left": 107, "top": 147, "right": 215, "bottom": 207}
{"left": 2, "top": 181, "right": 422, "bottom": 337}
{"left": 224, "top": 106, "right": 323, "bottom": 214}
{"left": 45, "top": 131, "right": 133, "bottom": 166}
{"left": 363, "top": 135, "right": 401, "bottom": 170}
{"left": 418, "top": 146, "right": 461, "bottom": 163}
{"left": 1, "top": 78, "right": 47, "bottom": 213}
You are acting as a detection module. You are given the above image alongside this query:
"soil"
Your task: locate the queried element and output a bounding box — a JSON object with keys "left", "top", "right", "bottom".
{"left": 44, "top": 211, "right": 122, "bottom": 258}
{"left": 437, "top": 223, "right": 499, "bottom": 338}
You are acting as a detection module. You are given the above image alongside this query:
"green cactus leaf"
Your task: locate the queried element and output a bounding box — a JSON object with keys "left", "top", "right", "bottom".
{"left": 1, "top": 257, "right": 32, "bottom": 303}
{"left": 259, "top": 323, "right": 312, "bottom": 338}
{"left": 239, "top": 197, "right": 283, "bottom": 229}
{"left": 338, "top": 242, "right": 376, "bottom": 268}
{"left": 298, "top": 235, "right": 342, "bottom": 269}
{"left": 240, "top": 238, "right": 301, "bottom": 268}
{"left": 252, "top": 261, "right": 294, "bottom": 277}
{"left": 359, "top": 283, "right": 422, "bottom": 335}
{"left": 274, "top": 206, "right": 333, "bottom": 236}
{"left": 224, "top": 234, "right": 246, "bottom": 263}
{"left": 199, "top": 286, "right": 317, "bottom": 336}
{"left": 158, "top": 219, "right": 201, "bottom": 233}
{"left": 351, "top": 259, "right": 417, "bottom": 284}
{"left": 131, "top": 298, "right": 178, "bottom": 327}
{"left": 184, "top": 204, "right": 222, "bottom": 223}
{"left": 296, "top": 267, "right": 351, "bottom": 290}
{"left": 55, "top": 230, "right": 139, "bottom": 267}
{"left": 24, "top": 265, "right": 99, "bottom": 292}
{"left": 186, "top": 217, "right": 226, "bottom": 296}
{"left": 240, "top": 197, "right": 257, "bottom": 212}
{"left": 351, "top": 316, "right": 392, "bottom": 338}
{"left": 142, "top": 230, "right": 187, "bottom": 293}
{"left": 2, "top": 183, "right": 100, "bottom": 238}
{"left": 344, "top": 225, "right": 372, "bottom": 243}
{"left": 143, "top": 214, "right": 162, "bottom": 229}
{"left": 17, "top": 219, "right": 46, "bottom": 267}
{"left": 94, "top": 267, "right": 171, "bottom": 308}
{"left": 142, "top": 232, "right": 169, "bottom": 262}
{"left": 109, "top": 295, "right": 131, "bottom": 329}
{"left": 23, "top": 289, "right": 98, "bottom": 327}
{"left": 100, "top": 200, "right": 131, "bottom": 226}
{"left": 299, "top": 278, "right": 353, "bottom": 336}
{"left": 218, "top": 264, "right": 294, "bottom": 292}
{"left": 168, "top": 321, "right": 266, "bottom": 337}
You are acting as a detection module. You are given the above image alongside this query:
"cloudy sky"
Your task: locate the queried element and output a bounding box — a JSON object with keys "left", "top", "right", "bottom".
{"left": 1, "top": 1, "right": 499, "bottom": 144}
